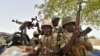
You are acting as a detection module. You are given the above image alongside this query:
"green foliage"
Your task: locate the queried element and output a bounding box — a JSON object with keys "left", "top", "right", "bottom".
{"left": 35, "top": 0, "right": 100, "bottom": 29}
{"left": 88, "top": 36, "right": 97, "bottom": 39}
{"left": 82, "top": 0, "right": 100, "bottom": 29}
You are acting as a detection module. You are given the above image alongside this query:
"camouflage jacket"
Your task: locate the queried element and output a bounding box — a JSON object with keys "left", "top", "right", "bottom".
{"left": 37, "top": 31, "right": 63, "bottom": 56}
{"left": 60, "top": 31, "right": 90, "bottom": 56}
{"left": 30, "top": 37, "right": 39, "bottom": 48}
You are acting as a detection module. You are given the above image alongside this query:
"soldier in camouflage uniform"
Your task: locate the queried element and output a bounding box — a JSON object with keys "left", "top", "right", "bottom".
{"left": 51, "top": 16, "right": 63, "bottom": 51}
{"left": 32, "top": 19, "right": 62, "bottom": 56}
{"left": 0, "top": 37, "right": 7, "bottom": 54}
{"left": 61, "top": 16, "right": 93, "bottom": 56}
{"left": 0, "top": 37, "right": 7, "bottom": 47}
{"left": 51, "top": 16, "right": 60, "bottom": 29}
{"left": 30, "top": 31, "right": 40, "bottom": 48}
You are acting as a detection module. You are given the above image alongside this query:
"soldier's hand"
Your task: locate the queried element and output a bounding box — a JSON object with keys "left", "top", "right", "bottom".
{"left": 71, "top": 29, "right": 80, "bottom": 39}
{"left": 75, "top": 38, "right": 86, "bottom": 45}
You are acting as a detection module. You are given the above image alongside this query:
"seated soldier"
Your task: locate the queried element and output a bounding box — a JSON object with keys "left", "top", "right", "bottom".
{"left": 28, "top": 19, "right": 62, "bottom": 56}
{"left": 61, "top": 16, "right": 93, "bottom": 56}
{"left": 0, "top": 37, "right": 7, "bottom": 54}
{"left": 30, "top": 31, "right": 40, "bottom": 48}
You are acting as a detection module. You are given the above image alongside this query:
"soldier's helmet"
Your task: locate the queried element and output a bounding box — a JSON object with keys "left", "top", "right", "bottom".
{"left": 34, "top": 31, "right": 39, "bottom": 35}
{"left": 41, "top": 19, "right": 52, "bottom": 29}
{"left": 33, "top": 31, "right": 39, "bottom": 38}
{"left": 62, "top": 16, "right": 75, "bottom": 26}
{"left": 51, "top": 16, "right": 60, "bottom": 21}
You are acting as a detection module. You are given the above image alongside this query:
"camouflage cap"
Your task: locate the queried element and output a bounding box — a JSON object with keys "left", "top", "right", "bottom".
{"left": 41, "top": 19, "right": 52, "bottom": 29}
{"left": 52, "top": 16, "right": 60, "bottom": 21}
{"left": 41, "top": 19, "right": 52, "bottom": 26}
{"left": 62, "top": 16, "right": 75, "bottom": 26}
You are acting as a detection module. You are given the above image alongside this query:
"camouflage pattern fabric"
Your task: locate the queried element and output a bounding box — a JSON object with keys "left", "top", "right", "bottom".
{"left": 60, "top": 32, "right": 89, "bottom": 56}
{"left": 37, "top": 31, "right": 63, "bottom": 56}
{"left": 0, "top": 37, "right": 7, "bottom": 46}
{"left": 30, "top": 37, "right": 39, "bottom": 48}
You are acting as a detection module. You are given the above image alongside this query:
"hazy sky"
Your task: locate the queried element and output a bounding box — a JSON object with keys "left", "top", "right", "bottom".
{"left": 0, "top": 0, "right": 100, "bottom": 38}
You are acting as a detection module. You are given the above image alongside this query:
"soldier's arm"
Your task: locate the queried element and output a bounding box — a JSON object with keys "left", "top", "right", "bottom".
{"left": 83, "top": 36, "right": 93, "bottom": 51}
{"left": 76, "top": 36, "right": 93, "bottom": 51}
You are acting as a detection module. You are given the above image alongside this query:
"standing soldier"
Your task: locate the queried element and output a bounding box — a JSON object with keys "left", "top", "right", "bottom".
{"left": 61, "top": 16, "right": 93, "bottom": 56}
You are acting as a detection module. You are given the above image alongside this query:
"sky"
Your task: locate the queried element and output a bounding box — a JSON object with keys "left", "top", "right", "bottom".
{"left": 0, "top": 0, "right": 100, "bottom": 39}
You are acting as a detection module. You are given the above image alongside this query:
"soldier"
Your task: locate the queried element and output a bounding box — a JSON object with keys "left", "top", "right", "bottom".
{"left": 51, "top": 16, "right": 63, "bottom": 50}
{"left": 0, "top": 37, "right": 7, "bottom": 54}
{"left": 0, "top": 37, "right": 7, "bottom": 47}
{"left": 51, "top": 16, "right": 63, "bottom": 32}
{"left": 61, "top": 16, "right": 93, "bottom": 56}
{"left": 51, "top": 16, "right": 60, "bottom": 28}
{"left": 39, "top": 19, "right": 53, "bottom": 56}
{"left": 29, "top": 19, "right": 62, "bottom": 56}
{"left": 30, "top": 31, "right": 40, "bottom": 48}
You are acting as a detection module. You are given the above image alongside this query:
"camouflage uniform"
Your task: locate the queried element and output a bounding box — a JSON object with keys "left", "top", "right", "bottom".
{"left": 0, "top": 36, "right": 7, "bottom": 47}
{"left": 51, "top": 16, "right": 64, "bottom": 52}
{"left": 35, "top": 19, "right": 61, "bottom": 56}
{"left": 0, "top": 37, "right": 7, "bottom": 54}
{"left": 61, "top": 16, "right": 91, "bottom": 56}
{"left": 30, "top": 31, "right": 39, "bottom": 48}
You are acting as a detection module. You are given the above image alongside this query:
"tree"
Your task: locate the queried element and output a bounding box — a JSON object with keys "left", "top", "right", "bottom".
{"left": 82, "top": 0, "right": 100, "bottom": 29}
{"left": 34, "top": 0, "right": 100, "bottom": 29}
{"left": 88, "top": 36, "right": 97, "bottom": 39}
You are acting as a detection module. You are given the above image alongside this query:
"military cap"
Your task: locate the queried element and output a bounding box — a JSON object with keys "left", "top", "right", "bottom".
{"left": 34, "top": 31, "right": 39, "bottom": 34}
{"left": 52, "top": 16, "right": 60, "bottom": 21}
{"left": 62, "top": 16, "right": 75, "bottom": 26}
{"left": 42, "top": 19, "right": 51, "bottom": 25}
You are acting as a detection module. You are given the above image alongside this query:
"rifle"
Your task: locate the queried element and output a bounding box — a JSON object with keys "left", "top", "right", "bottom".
{"left": 61, "top": 1, "right": 92, "bottom": 56}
